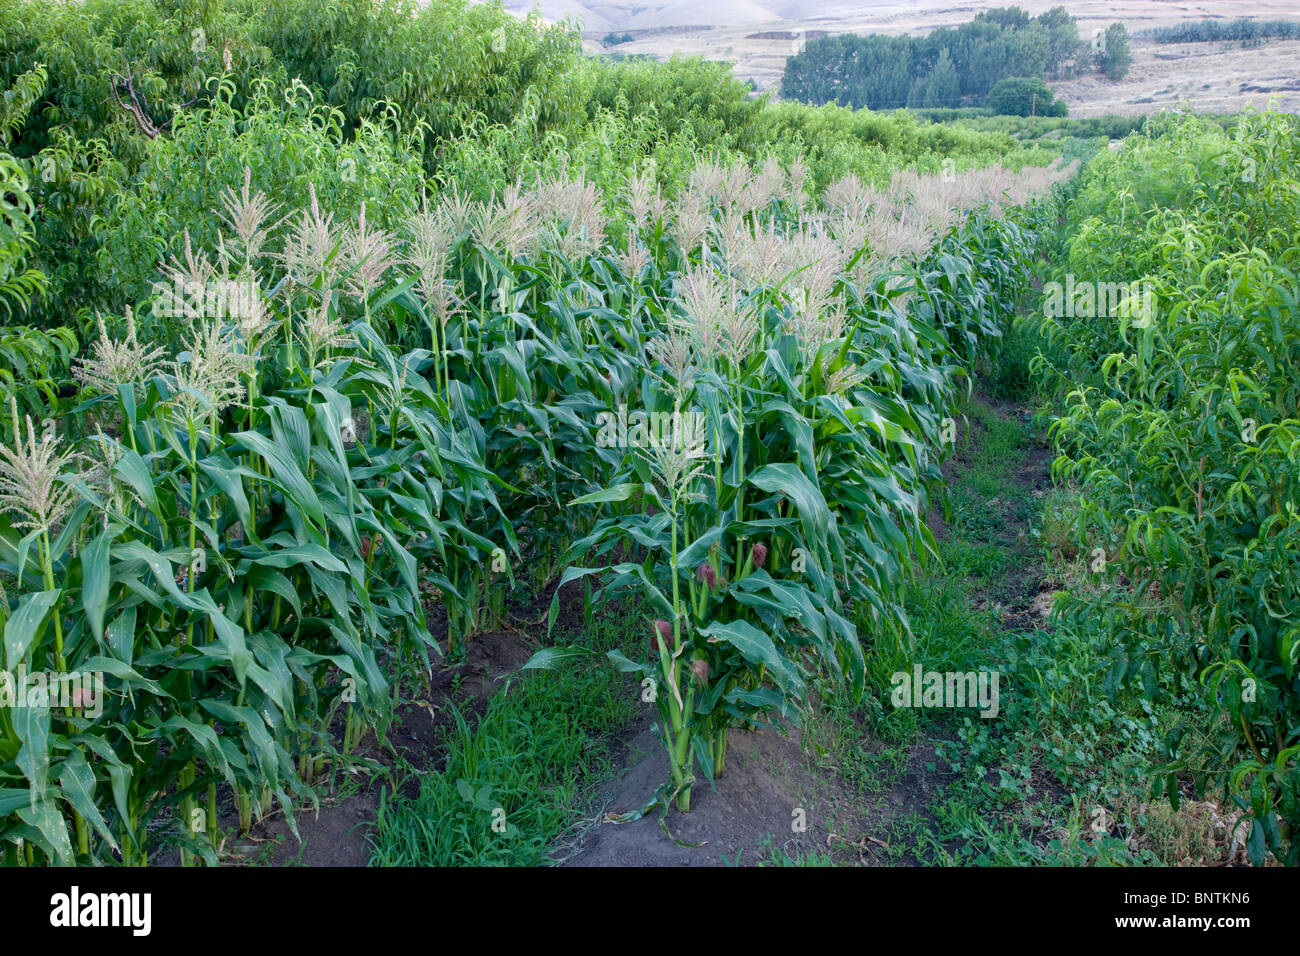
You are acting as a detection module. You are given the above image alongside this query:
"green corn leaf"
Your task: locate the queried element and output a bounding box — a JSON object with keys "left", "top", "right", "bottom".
{"left": 3, "top": 589, "right": 58, "bottom": 670}
{"left": 699, "top": 619, "right": 804, "bottom": 697}
{"left": 232, "top": 429, "right": 327, "bottom": 531}
{"left": 80, "top": 527, "right": 113, "bottom": 644}
{"left": 14, "top": 701, "right": 49, "bottom": 809}
{"left": 58, "top": 749, "right": 118, "bottom": 852}
{"left": 16, "top": 800, "right": 74, "bottom": 865}
{"left": 113, "top": 449, "right": 159, "bottom": 514}
{"left": 521, "top": 646, "right": 591, "bottom": 671}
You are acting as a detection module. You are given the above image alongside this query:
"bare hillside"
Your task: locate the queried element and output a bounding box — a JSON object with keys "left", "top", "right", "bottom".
{"left": 504, "top": 0, "right": 1300, "bottom": 115}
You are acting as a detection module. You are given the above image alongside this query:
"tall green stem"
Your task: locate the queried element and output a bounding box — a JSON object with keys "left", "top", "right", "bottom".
{"left": 40, "top": 532, "right": 66, "bottom": 672}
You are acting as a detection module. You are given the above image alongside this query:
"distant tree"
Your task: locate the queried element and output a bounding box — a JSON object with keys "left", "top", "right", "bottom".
{"left": 1037, "top": 5, "right": 1084, "bottom": 67}
{"left": 908, "top": 49, "right": 961, "bottom": 108}
{"left": 1006, "top": 26, "right": 1050, "bottom": 80}
{"left": 1095, "top": 23, "right": 1131, "bottom": 80}
{"left": 781, "top": 5, "right": 1085, "bottom": 109}
{"left": 783, "top": 33, "right": 912, "bottom": 108}
{"left": 987, "top": 76, "right": 1067, "bottom": 116}
{"left": 1140, "top": 18, "right": 1300, "bottom": 45}
{"left": 602, "top": 32, "right": 634, "bottom": 46}
{"left": 978, "top": 6, "right": 1032, "bottom": 31}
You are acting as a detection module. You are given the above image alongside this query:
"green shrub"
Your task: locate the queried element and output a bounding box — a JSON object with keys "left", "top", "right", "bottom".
{"left": 1032, "top": 109, "right": 1300, "bottom": 864}
{"left": 987, "top": 77, "right": 1067, "bottom": 117}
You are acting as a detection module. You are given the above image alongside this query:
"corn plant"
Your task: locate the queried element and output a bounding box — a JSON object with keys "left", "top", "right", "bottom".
{"left": 526, "top": 156, "right": 1056, "bottom": 811}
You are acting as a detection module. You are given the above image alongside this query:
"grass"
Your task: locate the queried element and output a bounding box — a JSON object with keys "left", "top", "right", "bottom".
{"left": 368, "top": 610, "right": 642, "bottom": 866}
{"left": 897, "top": 383, "right": 1212, "bottom": 865}
{"left": 721, "top": 835, "right": 836, "bottom": 867}
{"left": 755, "top": 835, "right": 836, "bottom": 867}
{"left": 976, "top": 313, "right": 1052, "bottom": 405}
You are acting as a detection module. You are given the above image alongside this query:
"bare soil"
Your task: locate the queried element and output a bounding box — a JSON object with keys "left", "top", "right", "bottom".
{"left": 559, "top": 717, "right": 955, "bottom": 866}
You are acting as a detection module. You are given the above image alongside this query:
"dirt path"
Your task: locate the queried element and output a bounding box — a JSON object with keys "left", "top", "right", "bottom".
{"left": 559, "top": 716, "right": 959, "bottom": 866}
